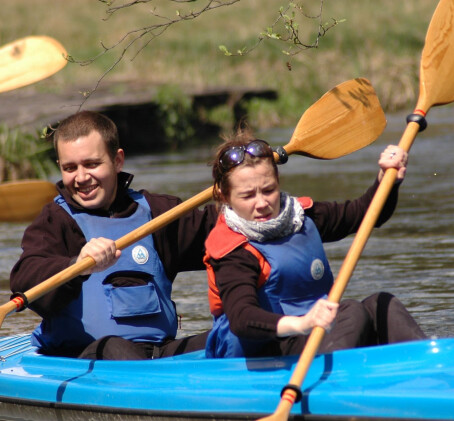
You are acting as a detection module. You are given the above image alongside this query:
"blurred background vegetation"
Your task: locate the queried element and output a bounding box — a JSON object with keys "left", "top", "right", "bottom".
{"left": 0, "top": 0, "right": 439, "bottom": 179}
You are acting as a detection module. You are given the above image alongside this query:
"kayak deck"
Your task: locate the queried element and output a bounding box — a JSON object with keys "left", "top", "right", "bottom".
{"left": 0, "top": 335, "right": 453, "bottom": 420}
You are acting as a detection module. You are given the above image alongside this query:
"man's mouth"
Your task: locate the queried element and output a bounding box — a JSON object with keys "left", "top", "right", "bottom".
{"left": 77, "top": 185, "right": 98, "bottom": 196}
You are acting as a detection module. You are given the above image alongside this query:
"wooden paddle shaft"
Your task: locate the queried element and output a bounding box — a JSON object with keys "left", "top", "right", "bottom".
{"left": 287, "top": 121, "right": 420, "bottom": 375}
{"left": 269, "top": 124, "right": 422, "bottom": 414}
{"left": 330, "top": 120, "right": 420, "bottom": 301}
{"left": 9, "top": 187, "right": 211, "bottom": 313}
{"left": 0, "top": 187, "right": 216, "bottom": 326}
{"left": 259, "top": 120, "right": 424, "bottom": 421}
{"left": 116, "top": 187, "right": 213, "bottom": 250}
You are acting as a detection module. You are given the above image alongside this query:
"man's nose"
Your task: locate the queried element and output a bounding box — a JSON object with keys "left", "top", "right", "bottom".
{"left": 75, "top": 167, "right": 89, "bottom": 183}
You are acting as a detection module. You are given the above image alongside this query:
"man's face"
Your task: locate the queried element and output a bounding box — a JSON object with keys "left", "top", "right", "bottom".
{"left": 57, "top": 130, "right": 124, "bottom": 210}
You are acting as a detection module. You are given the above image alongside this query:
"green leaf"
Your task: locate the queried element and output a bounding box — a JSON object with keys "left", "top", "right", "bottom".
{"left": 219, "top": 45, "right": 232, "bottom": 56}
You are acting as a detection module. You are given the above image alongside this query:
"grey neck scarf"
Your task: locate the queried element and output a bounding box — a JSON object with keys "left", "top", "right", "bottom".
{"left": 223, "top": 192, "right": 305, "bottom": 242}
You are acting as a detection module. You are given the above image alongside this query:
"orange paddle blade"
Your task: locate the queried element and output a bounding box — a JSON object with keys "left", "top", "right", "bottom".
{"left": 286, "top": 78, "right": 386, "bottom": 159}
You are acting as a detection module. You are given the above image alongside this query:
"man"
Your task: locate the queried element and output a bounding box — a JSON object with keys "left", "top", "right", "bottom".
{"left": 10, "top": 110, "right": 217, "bottom": 360}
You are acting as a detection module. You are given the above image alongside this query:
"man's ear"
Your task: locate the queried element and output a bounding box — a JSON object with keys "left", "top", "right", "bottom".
{"left": 114, "top": 148, "right": 125, "bottom": 172}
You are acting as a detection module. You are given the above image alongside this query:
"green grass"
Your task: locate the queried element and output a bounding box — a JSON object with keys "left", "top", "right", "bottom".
{"left": 1, "top": 0, "right": 439, "bottom": 129}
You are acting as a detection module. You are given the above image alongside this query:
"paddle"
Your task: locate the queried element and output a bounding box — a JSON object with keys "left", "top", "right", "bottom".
{"left": 0, "top": 77, "right": 386, "bottom": 326}
{"left": 259, "top": 1, "right": 454, "bottom": 420}
{"left": 0, "top": 180, "right": 57, "bottom": 222}
{"left": 0, "top": 35, "right": 67, "bottom": 93}
{"left": 0, "top": 36, "right": 66, "bottom": 221}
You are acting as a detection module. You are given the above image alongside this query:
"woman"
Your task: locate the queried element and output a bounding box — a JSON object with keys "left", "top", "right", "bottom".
{"left": 204, "top": 129, "right": 426, "bottom": 358}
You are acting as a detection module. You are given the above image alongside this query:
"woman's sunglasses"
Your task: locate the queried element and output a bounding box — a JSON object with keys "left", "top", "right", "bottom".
{"left": 219, "top": 139, "right": 274, "bottom": 170}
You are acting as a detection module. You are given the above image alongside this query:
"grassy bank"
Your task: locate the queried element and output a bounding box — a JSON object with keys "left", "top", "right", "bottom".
{"left": 1, "top": 0, "right": 438, "bottom": 132}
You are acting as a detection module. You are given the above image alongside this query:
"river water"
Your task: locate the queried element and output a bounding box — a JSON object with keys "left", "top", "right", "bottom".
{"left": 0, "top": 107, "right": 453, "bottom": 340}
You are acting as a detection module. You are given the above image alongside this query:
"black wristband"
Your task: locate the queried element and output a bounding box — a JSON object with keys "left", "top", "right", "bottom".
{"left": 10, "top": 292, "right": 29, "bottom": 312}
{"left": 280, "top": 383, "right": 302, "bottom": 403}
{"left": 273, "top": 146, "right": 288, "bottom": 164}
{"left": 406, "top": 113, "right": 427, "bottom": 132}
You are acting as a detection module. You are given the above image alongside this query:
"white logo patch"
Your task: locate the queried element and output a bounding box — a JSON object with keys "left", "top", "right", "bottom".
{"left": 311, "top": 258, "right": 324, "bottom": 280}
{"left": 132, "top": 245, "right": 149, "bottom": 264}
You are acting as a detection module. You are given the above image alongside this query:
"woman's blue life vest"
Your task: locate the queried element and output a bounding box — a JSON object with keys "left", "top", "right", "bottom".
{"left": 204, "top": 199, "right": 334, "bottom": 358}
{"left": 31, "top": 191, "right": 177, "bottom": 352}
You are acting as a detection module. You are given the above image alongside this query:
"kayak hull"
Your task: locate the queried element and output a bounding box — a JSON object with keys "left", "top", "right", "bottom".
{"left": 0, "top": 335, "right": 453, "bottom": 420}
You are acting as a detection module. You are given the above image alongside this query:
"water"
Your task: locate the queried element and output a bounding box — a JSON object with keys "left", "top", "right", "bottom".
{"left": 1, "top": 106, "right": 454, "bottom": 339}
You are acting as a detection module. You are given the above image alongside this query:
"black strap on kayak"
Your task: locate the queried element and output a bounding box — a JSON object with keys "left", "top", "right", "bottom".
{"left": 281, "top": 383, "right": 302, "bottom": 403}
{"left": 273, "top": 146, "right": 288, "bottom": 164}
{"left": 10, "top": 292, "right": 29, "bottom": 312}
{"left": 406, "top": 113, "right": 427, "bottom": 132}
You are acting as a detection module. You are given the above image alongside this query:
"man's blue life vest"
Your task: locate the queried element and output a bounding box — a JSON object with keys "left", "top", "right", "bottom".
{"left": 31, "top": 191, "right": 177, "bottom": 352}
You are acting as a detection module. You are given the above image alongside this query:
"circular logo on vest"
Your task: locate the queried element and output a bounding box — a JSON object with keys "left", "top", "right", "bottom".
{"left": 311, "top": 258, "right": 325, "bottom": 280}
{"left": 132, "top": 245, "right": 149, "bottom": 264}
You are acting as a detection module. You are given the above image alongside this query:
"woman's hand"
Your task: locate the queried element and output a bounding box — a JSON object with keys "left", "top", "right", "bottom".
{"left": 76, "top": 237, "right": 121, "bottom": 275}
{"left": 276, "top": 299, "right": 338, "bottom": 337}
{"left": 378, "top": 145, "right": 408, "bottom": 183}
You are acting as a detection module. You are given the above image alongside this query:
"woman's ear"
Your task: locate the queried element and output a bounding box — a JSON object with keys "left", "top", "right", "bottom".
{"left": 218, "top": 188, "right": 230, "bottom": 205}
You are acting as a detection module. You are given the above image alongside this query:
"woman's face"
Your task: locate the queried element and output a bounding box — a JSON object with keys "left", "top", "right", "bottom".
{"left": 225, "top": 160, "right": 280, "bottom": 222}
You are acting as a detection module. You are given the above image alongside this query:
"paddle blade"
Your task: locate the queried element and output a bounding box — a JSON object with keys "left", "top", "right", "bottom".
{"left": 0, "top": 180, "right": 57, "bottom": 222}
{"left": 286, "top": 78, "right": 386, "bottom": 160}
{"left": 417, "top": 0, "right": 454, "bottom": 110}
{"left": 0, "top": 36, "right": 67, "bottom": 93}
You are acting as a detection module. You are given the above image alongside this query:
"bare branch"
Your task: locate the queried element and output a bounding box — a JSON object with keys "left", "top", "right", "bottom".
{"left": 74, "top": 0, "right": 240, "bottom": 105}
{"left": 220, "top": 0, "right": 341, "bottom": 58}
{"left": 74, "top": 0, "right": 334, "bottom": 104}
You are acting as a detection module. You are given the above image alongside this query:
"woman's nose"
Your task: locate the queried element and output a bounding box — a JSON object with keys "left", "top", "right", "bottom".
{"left": 255, "top": 195, "right": 268, "bottom": 208}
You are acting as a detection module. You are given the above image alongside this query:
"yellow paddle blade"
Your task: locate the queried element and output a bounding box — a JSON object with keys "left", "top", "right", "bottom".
{"left": 286, "top": 78, "right": 386, "bottom": 159}
{"left": 417, "top": 0, "right": 454, "bottom": 110}
{"left": 0, "top": 180, "right": 57, "bottom": 222}
{"left": 0, "top": 36, "right": 67, "bottom": 93}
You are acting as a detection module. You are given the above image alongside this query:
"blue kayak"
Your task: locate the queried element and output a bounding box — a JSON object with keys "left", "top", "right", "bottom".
{"left": 0, "top": 334, "right": 453, "bottom": 420}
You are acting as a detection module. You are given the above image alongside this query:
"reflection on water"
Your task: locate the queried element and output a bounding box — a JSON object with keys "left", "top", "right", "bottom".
{"left": 0, "top": 107, "right": 453, "bottom": 339}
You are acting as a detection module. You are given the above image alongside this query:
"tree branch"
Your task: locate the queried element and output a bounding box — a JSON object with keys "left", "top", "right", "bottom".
{"left": 70, "top": 0, "right": 335, "bottom": 106}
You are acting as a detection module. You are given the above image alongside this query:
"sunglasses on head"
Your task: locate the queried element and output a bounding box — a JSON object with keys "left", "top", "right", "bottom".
{"left": 219, "top": 139, "right": 274, "bottom": 170}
